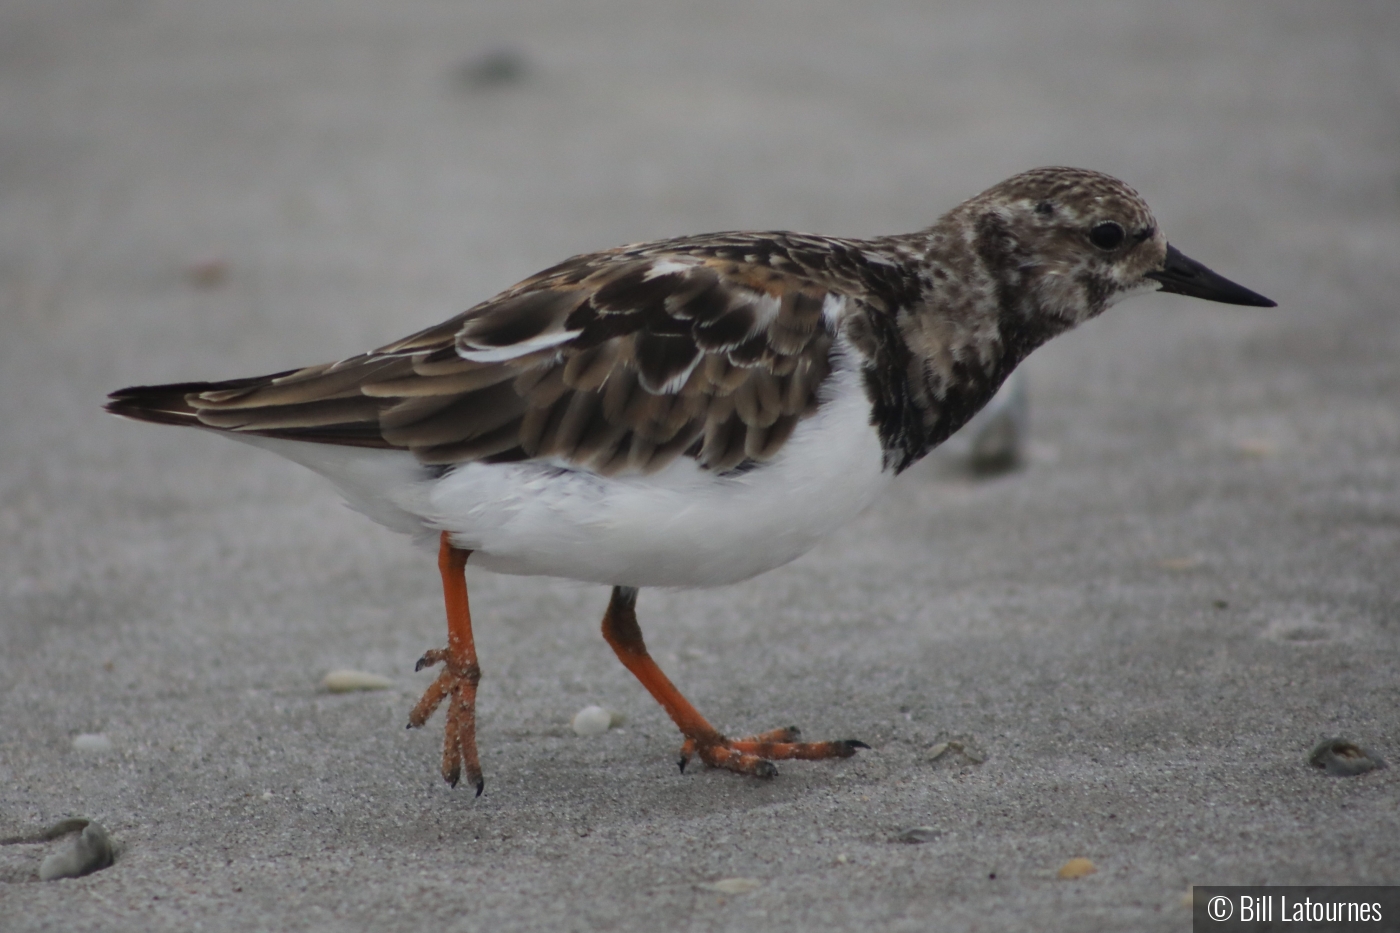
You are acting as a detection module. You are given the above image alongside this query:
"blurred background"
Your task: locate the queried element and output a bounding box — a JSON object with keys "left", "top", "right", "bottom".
{"left": 7, "top": 1, "right": 1393, "bottom": 378}
{"left": 2, "top": 1, "right": 1397, "bottom": 930}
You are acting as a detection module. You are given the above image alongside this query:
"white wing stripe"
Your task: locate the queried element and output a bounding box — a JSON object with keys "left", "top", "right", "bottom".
{"left": 458, "top": 329, "right": 581, "bottom": 363}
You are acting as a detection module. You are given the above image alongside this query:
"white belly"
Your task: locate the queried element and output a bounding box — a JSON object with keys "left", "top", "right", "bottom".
{"left": 235, "top": 357, "right": 890, "bottom": 588}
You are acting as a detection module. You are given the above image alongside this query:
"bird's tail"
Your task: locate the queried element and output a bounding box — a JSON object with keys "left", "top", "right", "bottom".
{"left": 105, "top": 375, "right": 289, "bottom": 429}
{"left": 105, "top": 364, "right": 396, "bottom": 450}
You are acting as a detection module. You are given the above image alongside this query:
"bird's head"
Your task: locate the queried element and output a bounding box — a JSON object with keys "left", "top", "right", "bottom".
{"left": 951, "top": 166, "right": 1275, "bottom": 328}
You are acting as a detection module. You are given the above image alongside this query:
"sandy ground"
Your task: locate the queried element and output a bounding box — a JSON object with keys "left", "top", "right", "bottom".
{"left": 2, "top": 1, "right": 1397, "bottom": 930}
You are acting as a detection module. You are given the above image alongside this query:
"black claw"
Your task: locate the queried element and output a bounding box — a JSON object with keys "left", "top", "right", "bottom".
{"left": 847, "top": 740, "right": 871, "bottom": 750}
{"left": 754, "top": 760, "right": 779, "bottom": 779}
{"left": 474, "top": 777, "right": 485, "bottom": 797}
{"left": 414, "top": 656, "right": 430, "bottom": 672}
{"left": 677, "top": 757, "right": 688, "bottom": 774}
{"left": 447, "top": 773, "right": 459, "bottom": 788}
{"left": 787, "top": 725, "right": 802, "bottom": 737}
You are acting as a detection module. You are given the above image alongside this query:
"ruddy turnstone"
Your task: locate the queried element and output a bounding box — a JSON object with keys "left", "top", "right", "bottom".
{"left": 108, "top": 167, "right": 1275, "bottom": 792}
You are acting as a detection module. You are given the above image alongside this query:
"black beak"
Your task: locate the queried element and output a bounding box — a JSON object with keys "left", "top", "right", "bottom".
{"left": 1145, "top": 244, "right": 1276, "bottom": 307}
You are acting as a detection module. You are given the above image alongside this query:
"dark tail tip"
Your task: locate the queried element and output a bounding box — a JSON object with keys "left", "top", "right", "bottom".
{"left": 105, "top": 382, "right": 210, "bottom": 428}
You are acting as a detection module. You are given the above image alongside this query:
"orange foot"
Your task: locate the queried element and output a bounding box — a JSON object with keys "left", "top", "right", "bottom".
{"left": 406, "top": 532, "right": 485, "bottom": 795}
{"left": 679, "top": 726, "right": 869, "bottom": 778}
{"left": 408, "top": 646, "right": 482, "bottom": 793}
{"left": 600, "top": 586, "right": 869, "bottom": 778}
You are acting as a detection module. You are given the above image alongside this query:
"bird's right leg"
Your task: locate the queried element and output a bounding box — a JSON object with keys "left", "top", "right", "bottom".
{"left": 407, "top": 531, "right": 484, "bottom": 794}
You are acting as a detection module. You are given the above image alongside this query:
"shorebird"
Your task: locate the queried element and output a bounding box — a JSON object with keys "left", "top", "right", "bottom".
{"left": 108, "top": 167, "right": 1275, "bottom": 793}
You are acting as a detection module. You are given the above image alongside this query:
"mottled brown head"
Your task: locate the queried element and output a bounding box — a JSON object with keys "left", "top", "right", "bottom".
{"left": 952, "top": 167, "right": 1167, "bottom": 326}
{"left": 948, "top": 166, "right": 1273, "bottom": 329}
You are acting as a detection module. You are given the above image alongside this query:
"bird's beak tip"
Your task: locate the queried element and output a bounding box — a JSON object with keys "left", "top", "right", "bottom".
{"left": 1146, "top": 243, "right": 1276, "bottom": 308}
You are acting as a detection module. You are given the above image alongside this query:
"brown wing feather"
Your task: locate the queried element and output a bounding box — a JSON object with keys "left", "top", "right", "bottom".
{"left": 107, "top": 239, "right": 848, "bottom": 475}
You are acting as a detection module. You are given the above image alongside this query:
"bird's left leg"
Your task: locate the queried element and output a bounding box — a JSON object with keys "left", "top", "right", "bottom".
{"left": 601, "top": 585, "right": 867, "bottom": 777}
{"left": 407, "top": 531, "right": 484, "bottom": 794}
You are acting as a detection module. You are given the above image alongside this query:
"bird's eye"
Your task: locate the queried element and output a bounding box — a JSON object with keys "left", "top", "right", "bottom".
{"left": 1089, "top": 222, "right": 1125, "bottom": 250}
{"left": 1035, "top": 201, "right": 1055, "bottom": 217}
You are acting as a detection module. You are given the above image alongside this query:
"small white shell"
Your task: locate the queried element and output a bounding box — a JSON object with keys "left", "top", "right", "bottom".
{"left": 1057, "top": 857, "right": 1097, "bottom": 879}
{"left": 71, "top": 733, "right": 113, "bottom": 753}
{"left": 699, "top": 878, "right": 762, "bottom": 895}
{"left": 320, "top": 670, "right": 393, "bottom": 692}
{"left": 570, "top": 705, "right": 613, "bottom": 737}
{"left": 896, "top": 826, "right": 941, "bottom": 844}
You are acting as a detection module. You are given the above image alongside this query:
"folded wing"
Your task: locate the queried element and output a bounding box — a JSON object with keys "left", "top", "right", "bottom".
{"left": 108, "top": 243, "right": 845, "bottom": 475}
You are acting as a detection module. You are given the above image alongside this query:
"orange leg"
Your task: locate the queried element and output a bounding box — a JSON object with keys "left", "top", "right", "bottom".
{"left": 600, "top": 586, "right": 867, "bottom": 777}
{"left": 407, "top": 532, "right": 483, "bottom": 794}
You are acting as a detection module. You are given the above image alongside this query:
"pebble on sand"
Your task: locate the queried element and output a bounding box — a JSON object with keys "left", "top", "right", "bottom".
{"left": 71, "top": 733, "right": 113, "bottom": 753}
{"left": 1057, "top": 857, "right": 1097, "bottom": 879}
{"left": 39, "top": 821, "right": 114, "bottom": 881}
{"left": 570, "top": 705, "right": 618, "bottom": 737}
{"left": 895, "top": 826, "right": 942, "bottom": 844}
{"left": 456, "top": 47, "right": 529, "bottom": 89}
{"left": 927, "top": 739, "right": 985, "bottom": 765}
{"left": 1309, "top": 737, "right": 1387, "bottom": 776}
{"left": 699, "top": 878, "right": 762, "bottom": 895}
{"left": 321, "top": 670, "right": 393, "bottom": 693}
